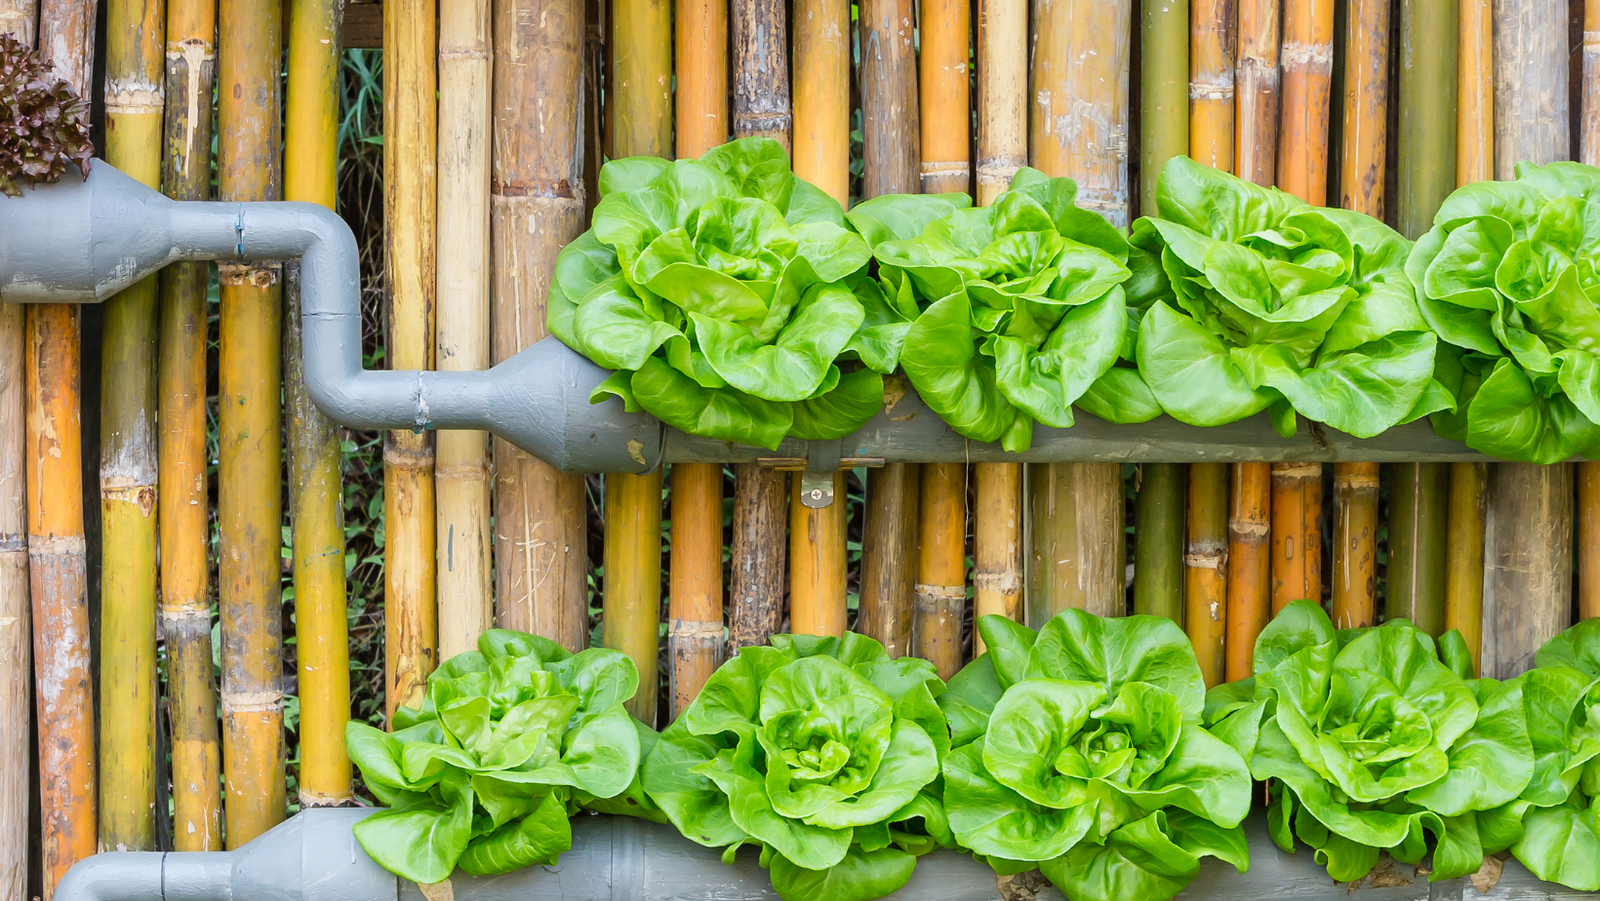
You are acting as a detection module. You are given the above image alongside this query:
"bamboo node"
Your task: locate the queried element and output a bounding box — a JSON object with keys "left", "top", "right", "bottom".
{"left": 976, "top": 159, "right": 1025, "bottom": 186}
{"left": 1272, "top": 463, "right": 1321, "bottom": 479}
{"left": 298, "top": 788, "right": 357, "bottom": 808}
{"left": 1280, "top": 40, "right": 1333, "bottom": 70}
{"left": 973, "top": 570, "right": 1022, "bottom": 593}
{"left": 914, "top": 583, "right": 966, "bottom": 602}
{"left": 217, "top": 262, "right": 281, "bottom": 287}
{"left": 733, "top": 111, "right": 793, "bottom": 133}
{"left": 27, "top": 534, "right": 85, "bottom": 556}
{"left": 490, "top": 178, "right": 578, "bottom": 199}
{"left": 0, "top": 538, "right": 24, "bottom": 553}
{"left": 669, "top": 619, "right": 724, "bottom": 640}
{"left": 1229, "top": 520, "right": 1270, "bottom": 538}
{"left": 105, "top": 79, "right": 165, "bottom": 114}
{"left": 1335, "top": 473, "right": 1380, "bottom": 489}
{"left": 1184, "top": 549, "right": 1228, "bottom": 570}
{"left": 920, "top": 161, "right": 971, "bottom": 177}
{"left": 221, "top": 689, "right": 284, "bottom": 714}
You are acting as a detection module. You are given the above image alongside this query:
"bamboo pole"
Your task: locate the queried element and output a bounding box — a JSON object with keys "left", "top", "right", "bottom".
{"left": 0, "top": 9, "right": 33, "bottom": 893}
{"left": 860, "top": 0, "right": 919, "bottom": 195}
{"left": 1028, "top": 0, "right": 1130, "bottom": 628}
{"left": 1587, "top": 0, "right": 1600, "bottom": 164}
{"left": 492, "top": 0, "right": 590, "bottom": 653}
{"left": 1277, "top": 0, "right": 1335, "bottom": 205}
{"left": 1225, "top": 462, "right": 1270, "bottom": 680}
{"left": 1331, "top": 463, "right": 1379, "bottom": 629}
{"left": 728, "top": 464, "right": 788, "bottom": 649}
{"left": 972, "top": 464, "right": 1021, "bottom": 654}
{"left": 1135, "top": 464, "right": 1185, "bottom": 621}
{"left": 975, "top": 0, "right": 1026, "bottom": 204}
{"left": 1027, "top": 463, "right": 1126, "bottom": 623}
{"left": 98, "top": 0, "right": 164, "bottom": 853}
{"left": 787, "top": 0, "right": 851, "bottom": 647}
{"left": 790, "top": 473, "right": 848, "bottom": 638}
{"left": 725, "top": 0, "right": 791, "bottom": 655}
{"left": 1481, "top": 0, "right": 1571, "bottom": 680}
{"left": 436, "top": 0, "right": 494, "bottom": 660}
{"left": 1582, "top": 0, "right": 1600, "bottom": 622}
{"left": 919, "top": 0, "right": 969, "bottom": 194}
{"left": 675, "top": 0, "right": 726, "bottom": 158}
{"left": 916, "top": 464, "right": 967, "bottom": 679}
{"left": 1141, "top": 0, "right": 1187, "bottom": 214}
{"left": 731, "top": 0, "right": 791, "bottom": 150}
{"left": 1192, "top": 0, "right": 1236, "bottom": 171}
{"left": 383, "top": 0, "right": 439, "bottom": 718}
{"left": 602, "top": 473, "right": 663, "bottom": 722}
{"left": 1338, "top": 0, "right": 1389, "bottom": 216}
{"left": 284, "top": 0, "right": 353, "bottom": 808}
{"left": 668, "top": 0, "right": 727, "bottom": 714}
{"left": 217, "top": 0, "right": 286, "bottom": 848}
{"left": 857, "top": 464, "right": 919, "bottom": 656}
{"left": 1186, "top": 463, "right": 1227, "bottom": 688}
{"left": 159, "top": 0, "right": 219, "bottom": 850}
{"left": 1236, "top": 0, "right": 1280, "bottom": 183}
{"left": 793, "top": 0, "right": 849, "bottom": 201}
{"left": 31, "top": 4, "right": 96, "bottom": 893}
{"left": 1457, "top": 0, "right": 1492, "bottom": 184}
{"left": 971, "top": 0, "right": 1024, "bottom": 649}
{"left": 1269, "top": 463, "right": 1321, "bottom": 610}
{"left": 1389, "top": 463, "right": 1448, "bottom": 634}
{"left": 1445, "top": 462, "right": 1486, "bottom": 669}
{"left": 668, "top": 464, "right": 722, "bottom": 717}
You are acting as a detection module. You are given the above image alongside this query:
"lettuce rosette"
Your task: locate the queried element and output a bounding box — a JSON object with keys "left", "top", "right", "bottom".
{"left": 844, "top": 169, "right": 1145, "bottom": 452}
{"left": 345, "top": 631, "right": 644, "bottom": 884}
{"left": 938, "top": 611, "right": 1252, "bottom": 901}
{"left": 1129, "top": 156, "right": 1444, "bottom": 438}
{"left": 641, "top": 633, "right": 953, "bottom": 901}
{"left": 1409, "top": 161, "right": 1600, "bottom": 463}
{"left": 1205, "top": 601, "right": 1533, "bottom": 883}
{"left": 549, "top": 137, "right": 889, "bottom": 449}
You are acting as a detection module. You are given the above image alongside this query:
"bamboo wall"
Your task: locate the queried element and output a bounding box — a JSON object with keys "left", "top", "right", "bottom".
{"left": 0, "top": 0, "right": 1597, "bottom": 893}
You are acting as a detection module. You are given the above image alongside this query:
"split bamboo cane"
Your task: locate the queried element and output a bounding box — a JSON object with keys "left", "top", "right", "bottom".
{"left": 285, "top": 0, "right": 353, "bottom": 807}
{"left": 971, "top": 0, "right": 1026, "bottom": 652}
{"left": 1225, "top": 463, "right": 1269, "bottom": 680}
{"left": 1448, "top": 0, "right": 1489, "bottom": 660}
{"left": 0, "top": 6, "right": 34, "bottom": 893}
{"left": 492, "top": 0, "right": 590, "bottom": 652}
{"left": 1445, "top": 463, "right": 1486, "bottom": 670}
{"left": 916, "top": 464, "right": 967, "bottom": 680}
{"left": 31, "top": 2, "right": 96, "bottom": 892}
{"left": 158, "top": 0, "right": 220, "bottom": 849}
{"left": 726, "top": 0, "right": 791, "bottom": 652}
{"left": 791, "top": 473, "right": 849, "bottom": 638}
{"left": 668, "top": 0, "right": 727, "bottom": 713}
{"left": 1192, "top": 0, "right": 1236, "bottom": 171}
{"left": 856, "top": 0, "right": 922, "bottom": 652}
{"left": 919, "top": 0, "right": 969, "bottom": 195}
{"left": 218, "top": 0, "right": 287, "bottom": 847}
{"left": 1332, "top": 463, "right": 1378, "bottom": 629}
{"left": 1457, "top": 0, "right": 1492, "bottom": 184}
{"left": 1029, "top": 0, "right": 1130, "bottom": 625}
{"left": 1135, "top": 464, "right": 1185, "bottom": 622}
{"left": 383, "top": 0, "right": 439, "bottom": 718}
{"left": 604, "top": 0, "right": 671, "bottom": 724}
{"left": 857, "top": 463, "right": 919, "bottom": 655}
{"left": 99, "top": 0, "right": 164, "bottom": 852}
{"left": 1582, "top": 0, "right": 1600, "bottom": 621}
{"left": 789, "top": 0, "right": 851, "bottom": 645}
{"left": 436, "top": 0, "right": 494, "bottom": 660}
{"left": 1482, "top": 0, "right": 1571, "bottom": 680}
{"left": 1236, "top": 0, "right": 1280, "bottom": 183}
{"left": 1186, "top": 464, "right": 1227, "bottom": 688}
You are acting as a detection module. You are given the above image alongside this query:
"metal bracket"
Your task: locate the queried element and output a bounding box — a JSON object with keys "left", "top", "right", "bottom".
{"left": 755, "top": 443, "right": 886, "bottom": 509}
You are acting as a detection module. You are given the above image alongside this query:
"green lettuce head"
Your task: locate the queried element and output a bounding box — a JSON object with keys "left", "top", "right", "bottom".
{"left": 642, "top": 633, "right": 952, "bottom": 901}
{"left": 845, "top": 169, "right": 1142, "bottom": 452}
{"left": 1205, "top": 601, "right": 1533, "bottom": 883}
{"left": 345, "top": 630, "right": 644, "bottom": 884}
{"left": 1129, "top": 156, "right": 1444, "bottom": 438}
{"left": 1499, "top": 620, "right": 1600, "bottom": 889}
{"left": 940, "top": 611, "right": 1251, "bottom": 901}
{"left": 1409, "top": 161, "right": 1600, "bottom": 463}
{"left": 549, "top": 137, "right": 889, "bottom": 449}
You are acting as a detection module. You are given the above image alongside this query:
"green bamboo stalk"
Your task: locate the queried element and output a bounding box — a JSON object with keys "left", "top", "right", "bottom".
{"left": 1389, "top": 463, "right": 1449, "bottom": 635}
{"left": 1396, "top": 0, "right": 1457, "bottom": 240}
{"left": 1134, "top": 464, "right": 1185, "bottom": 621}
{"left": 1139, "top": 0, "right": 1188, "bottom": 215}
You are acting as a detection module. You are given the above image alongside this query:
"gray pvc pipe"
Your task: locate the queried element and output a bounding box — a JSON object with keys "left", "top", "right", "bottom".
{"left": 0, "top": 163, "right": 1501, "bottom": 472}
{"left": 48, "top": 808, "right": 1590, "bottom": 901}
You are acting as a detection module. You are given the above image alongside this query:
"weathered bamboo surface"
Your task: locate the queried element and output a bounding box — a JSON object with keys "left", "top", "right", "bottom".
{"left": 1186, "top": 463, "right": 1227, "bottom": 688}
{"left": 858, "top": 464, "right": 919, "bottom": 656}
{"left": 1483, "top": 464, "right": 1573, "bottom": 679}
{"left": 0, "top": 0, "right": 34, "bottom": 41}
{"left": 1491, "top": 0, "right": 1567, "bottom": 179}
{"left": 159, "top": 0, "right": 220, "bottom": 848}
{"left": 285, "top": 0, "right": 353, "bottom": 809}
{"left": 730, "top": 0, "right": 790, "bottom": 150}
{"left": 218, "top": 0, "right": 287, "bottom": 847}
{"left": 1339, "top": 0, "right": 1388, "bottom": 216}
{"left": 1031, "top": 0, "right": 1132, "bottom": 226}
{"left": 728, "top": 464, "right": 787, "bottom": 648}
{"left": 1331, "top": 463, "right": 1378, "bottom": 630}
{"left": 1225, "top": 462, "right": 1270, "bottom": 681}
{"left": 1235, "top": 0, "right": 1278, "bottom": 183}
{"left": 916, "top": 463, "right": 967, "bottom": 680}
{"left": 491, "top": 0, "right": 590, "bottom": 651}
{"left": 1192, "top": 0, "right": 1235, "bottom": 171}
{"left": 972, "top": 463, "right": 1022, "bottom": 654}
{"left": 1027, "top": 463, "right": 1126, "bottom": 624}
{"left": 1277, "top": 0, "right": 1334, "bottom": 205}
{"left": 436, "top": 0, "right": 494, "bottom": 660}
{"left": 1587, "top": 0, "right": 1600, "bottom": 165}
{"left": 860, "top": 0, "right": 919, "bottom": 196}
{"left": 975, "top": 0, "right": 1027, "bottom": 205}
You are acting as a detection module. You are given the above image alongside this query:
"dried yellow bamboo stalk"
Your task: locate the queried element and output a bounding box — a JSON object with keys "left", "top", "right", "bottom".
{"left": 790, "top": 473, "right": 848, "bottom": 638}
{"left": 919, "top": 0, "right": 970, "bottom": 194}
{"left": 1192, "top": 0, "right": 1236, "bottom": 171}
{"left": 1187, "top": 464, "right": 1228, "bottom": 688}
{"left": 793, "top": 0, "right": 849, "bottom": 202}
{"left": 975, "top": 0, "right": 1026, "bottom": 205}
{"left": 972, "top": 463, "right": 1021, "bottom": 654}
{"left": 916, "top": 464, "right": 967, "bottom": 680}
{"left": 1338, "top": 0, "right": 1388, "bottom": 216}
{"left": 1277, "top": 0, "right": 1335, "bottom": 205}
{"left": 436, "top": 0, "right": 494, "bottom": 660}
{"left": 1236, "top": 0, "right": 1280, "bottom": 183}
{"left": 1456, "top": 0, "right": 1492, "bottom": 184}
{"left": 0, "top": 0, "right": 34, "bottom": 40}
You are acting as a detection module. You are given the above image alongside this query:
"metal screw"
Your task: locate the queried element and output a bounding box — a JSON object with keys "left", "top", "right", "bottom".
{"left": 809, "top": 488, "right": 824, "bottom": 501}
